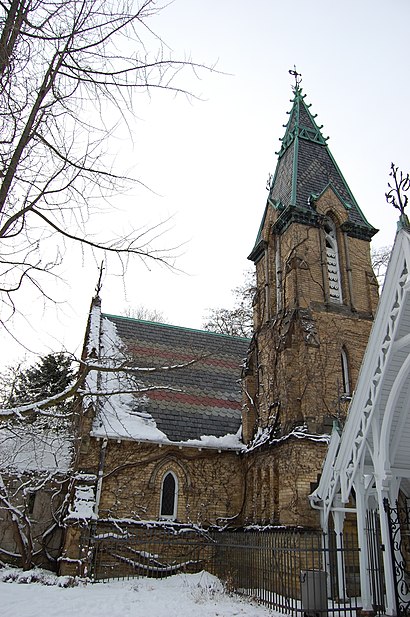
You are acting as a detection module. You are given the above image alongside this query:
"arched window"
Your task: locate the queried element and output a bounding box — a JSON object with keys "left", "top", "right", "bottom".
{"left": 324, "top": 218, "right": 343, "bottom": 303}
{"left": 341, "top": 347, "right": 350, "bottom": 396}
{"left": 160, "top": 471, "right": 178, "bottom": 520}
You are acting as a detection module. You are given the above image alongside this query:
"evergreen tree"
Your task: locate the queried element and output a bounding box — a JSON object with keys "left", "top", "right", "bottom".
{"left": 2, "top": 353, "right": 74, "bottom": 415}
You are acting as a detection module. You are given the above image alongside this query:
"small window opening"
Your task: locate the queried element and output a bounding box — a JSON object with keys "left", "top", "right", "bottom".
{"left": 160, "top": 472, "right": 178, "bottom": 520}
{"left": 26, "top": 492, "right": 36, "bottom": 516}
{"left": 324, "top": 219, "right": 342, "bottom": 303}
{"left": 341, "top": 348, "right": 350, "bottom": 396}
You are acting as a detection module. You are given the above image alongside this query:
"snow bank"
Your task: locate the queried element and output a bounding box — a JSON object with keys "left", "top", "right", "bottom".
{"left": 0, "top": 567, "right": 77, "bottom": 587}
{"left": 1, "top": 569, "right": 274, "bottom": 617}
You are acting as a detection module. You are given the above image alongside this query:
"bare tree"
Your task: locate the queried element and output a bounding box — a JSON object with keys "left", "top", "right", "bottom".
{"left": 203, "top": 269, "right": 255, "bottom": 338}
{"left": 0, "top": 0, "right": 210, "bottom": 328}
{"left": 122, "top": 305, "right": 166, "bottom": 323}
{"left": 371, "top": 245, "right": 391, "bottom": 287}
{"left": 0, "top": 353, "right": 74, "bottom": 569}
{"left": 0, "top": 320, "right": 201, "bottom": 570}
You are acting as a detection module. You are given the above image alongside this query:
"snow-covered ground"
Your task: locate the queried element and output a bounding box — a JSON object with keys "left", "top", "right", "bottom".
{"left": 1, "top": 568, "right": 277, "bottom": 617}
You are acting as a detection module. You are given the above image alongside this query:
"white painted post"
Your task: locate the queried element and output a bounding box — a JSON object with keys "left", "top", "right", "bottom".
{"left": 355, "top": 480, "right": 373, "bottom": 613}
{"left": 377, "top": 485, "right": 398, "bottom": 616}
{"left": 332, "top": 507, "right": 347, "bottom": 600}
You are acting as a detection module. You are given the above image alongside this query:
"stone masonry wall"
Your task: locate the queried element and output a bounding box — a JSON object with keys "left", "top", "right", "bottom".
{"left": 243, "top": 439, "right": 328, "bottom": 527}
{"left": 78, "top": 438, "right": 245, "bottom": 526}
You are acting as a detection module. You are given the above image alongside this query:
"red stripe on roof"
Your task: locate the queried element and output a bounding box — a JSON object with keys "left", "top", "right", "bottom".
{"left": 148, "top": 390, "right": 241, "bottom": 410}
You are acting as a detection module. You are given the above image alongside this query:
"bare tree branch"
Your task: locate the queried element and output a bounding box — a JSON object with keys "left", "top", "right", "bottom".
{"left": 0, "top": 0, "right": 213, "bottom": 326}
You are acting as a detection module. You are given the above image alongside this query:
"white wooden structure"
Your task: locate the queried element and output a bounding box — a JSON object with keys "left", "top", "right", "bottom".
{"left": 310, "top": 222, "right": 410, "bottom": 616}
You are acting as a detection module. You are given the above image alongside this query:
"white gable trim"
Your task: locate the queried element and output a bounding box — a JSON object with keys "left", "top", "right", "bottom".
{"left": 311, "top": 230, "right": 410, "bottom": 517}
{"left": 310, "top": 227, "right": 410, "bottom": 616}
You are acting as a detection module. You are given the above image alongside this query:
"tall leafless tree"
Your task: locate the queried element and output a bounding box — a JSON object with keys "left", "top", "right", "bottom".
{"left": 203, "top": 269, "right": 255, "bottom": 338}
{"left": 0, "top": 0, "right": 210, "bottom": 328}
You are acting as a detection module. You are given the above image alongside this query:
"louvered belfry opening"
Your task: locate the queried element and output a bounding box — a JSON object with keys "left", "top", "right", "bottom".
{"left": 324, "top": 218, "right": 342, "bottom": 303}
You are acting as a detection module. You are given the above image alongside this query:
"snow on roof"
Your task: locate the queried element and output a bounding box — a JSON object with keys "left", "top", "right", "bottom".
{"left": 89, "top": 317, "right": 169, "bottom": 442}
{"left": 87, "top": 297, "right": 102, "bottom": 357}
{"left": 86, "top": 314, "right": 247, "bottom": 449}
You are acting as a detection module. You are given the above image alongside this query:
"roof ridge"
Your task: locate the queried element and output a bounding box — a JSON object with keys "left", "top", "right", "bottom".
{"left": 102, "top": 313, "right": 251, "bottom": 341}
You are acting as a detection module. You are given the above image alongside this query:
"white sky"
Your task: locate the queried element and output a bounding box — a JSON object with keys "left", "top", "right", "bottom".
{"left": 1, "top": 0, "right": 409, "bottom": 366}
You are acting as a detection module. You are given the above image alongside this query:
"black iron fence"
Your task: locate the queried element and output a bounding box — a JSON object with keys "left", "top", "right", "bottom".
{"left": 87, "top": 521, "right": 384, "bottom": 617}
{"left": 210, "top": 528, "right": 362, "bottom": 617}
{"left": 89, "top": 521, "right": 215, "bottom": 580}
{"left": 384, "top": 497, "right": 410, "bottom": 617}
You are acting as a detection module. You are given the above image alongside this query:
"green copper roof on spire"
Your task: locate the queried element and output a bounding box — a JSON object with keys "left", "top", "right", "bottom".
{"left": 278, "top": 86, "right": 327, "bottom": 160}
{"left": 249, "top": 80, "right": 377, "bottom": 262}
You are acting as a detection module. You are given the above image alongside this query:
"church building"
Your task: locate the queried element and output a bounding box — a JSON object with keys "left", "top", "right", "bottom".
{"left": 60, "top": 79, "right": 380, "bottom": 574}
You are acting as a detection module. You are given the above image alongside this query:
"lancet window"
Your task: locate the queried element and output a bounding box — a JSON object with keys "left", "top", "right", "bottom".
{"left": 160, "top": 471, "right": 178, "bottom": 520}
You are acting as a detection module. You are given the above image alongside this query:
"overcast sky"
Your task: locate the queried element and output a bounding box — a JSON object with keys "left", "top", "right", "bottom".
{"left": 1, "top": 0, "right": 409, "bottom": 366}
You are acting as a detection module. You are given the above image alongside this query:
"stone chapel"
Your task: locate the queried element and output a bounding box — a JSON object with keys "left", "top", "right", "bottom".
{"left": 60, "top": 81, "right": 380, "bottom": 574}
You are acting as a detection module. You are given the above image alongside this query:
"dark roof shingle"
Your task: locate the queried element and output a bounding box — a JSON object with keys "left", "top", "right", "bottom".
{"left": 101, "top": 314, "right": 249, "bottom": 444}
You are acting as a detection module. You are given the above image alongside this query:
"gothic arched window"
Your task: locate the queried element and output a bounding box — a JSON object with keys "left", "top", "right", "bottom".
{"left": 324, "top": 218, "right": 343, "bottom": 303}
{"left": 160, "top": 471, "right": 178, "bottom": 520}
{"left": 341, "top": 347, "right": 350, "bottom": 396}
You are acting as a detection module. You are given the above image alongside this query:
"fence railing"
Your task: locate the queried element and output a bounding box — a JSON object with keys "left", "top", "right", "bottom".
{"left": 87, "top": 521, "right": 385, "bottom": 617}
{"left": 210, "top": 528, "right": 364, "bottom": 617}
{"left": 89, "top": 521, "right": 215, "bottom": 581}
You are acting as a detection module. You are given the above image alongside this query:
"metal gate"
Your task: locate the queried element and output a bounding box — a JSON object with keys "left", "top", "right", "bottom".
{"left": 384, "top": 497, "right": 410, "bottom": 616}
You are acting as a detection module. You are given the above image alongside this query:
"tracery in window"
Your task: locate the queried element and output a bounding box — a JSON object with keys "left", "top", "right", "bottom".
{"left": 160, "top": 471, "right": 178, "bottom": 520}
{"left": 324, "top": 218, "right": 343, "bottom": 303}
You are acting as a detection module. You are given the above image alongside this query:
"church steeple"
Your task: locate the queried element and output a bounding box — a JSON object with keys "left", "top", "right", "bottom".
{"left": 241, "top": 77, "right": 381, "bottom": 527}
{"left": 249, "top": 82, "right": 377, "bottom": 263}
{"left": 242, "top": 75, "right": 380, "bottom": 441}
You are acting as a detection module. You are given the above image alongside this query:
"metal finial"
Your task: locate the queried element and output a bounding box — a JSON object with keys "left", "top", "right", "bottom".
{"left": 386, "top": 163, "right": 409, "bottom": 216}
{"left": 289, "top": 66, "right": 302, "bottom": 91}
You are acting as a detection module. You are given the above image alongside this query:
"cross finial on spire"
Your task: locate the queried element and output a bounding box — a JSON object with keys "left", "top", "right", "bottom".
{"left": 289, "top": 66, "right": 302, "bottom": 91}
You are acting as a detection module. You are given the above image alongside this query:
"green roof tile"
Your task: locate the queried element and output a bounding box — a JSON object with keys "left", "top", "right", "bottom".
{"left": 249, "top": 85, "right": 377, "bottom": 260}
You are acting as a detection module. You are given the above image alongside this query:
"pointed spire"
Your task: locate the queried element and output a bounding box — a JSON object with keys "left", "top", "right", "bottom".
{"left": 277, "top": 72, "right": 328, "bottom": 162}
{"left": 249, "top": 77, "right": 377, "bottom": 262}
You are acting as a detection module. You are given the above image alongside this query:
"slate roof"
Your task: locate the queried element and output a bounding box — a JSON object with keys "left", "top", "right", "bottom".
{"left": 249, "top": 86, "right": 377, "bottom": 261}
{"left": 101, "top": 314, "right": 249, "bottom": 444}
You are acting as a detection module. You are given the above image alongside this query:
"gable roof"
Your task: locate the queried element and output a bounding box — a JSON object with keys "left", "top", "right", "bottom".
{"left": 249, "top": 86, "right": 377, "bottom": 261}
{"left": 86, "top": 305, "right": 249, "bottom": 450}
{"left": 310, "top": 222, "right": 410, "bottom": 517}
